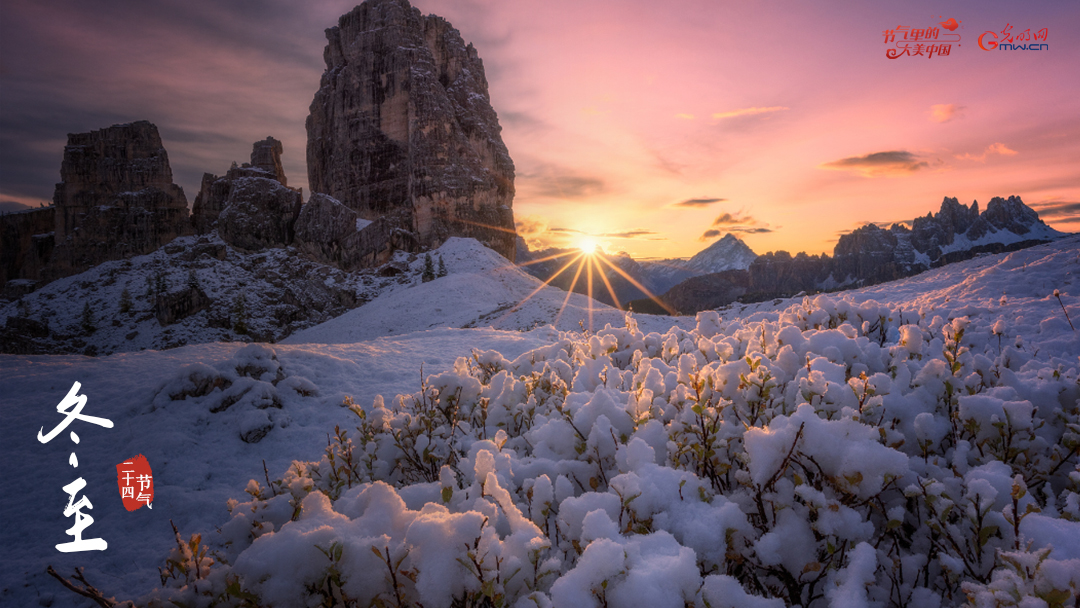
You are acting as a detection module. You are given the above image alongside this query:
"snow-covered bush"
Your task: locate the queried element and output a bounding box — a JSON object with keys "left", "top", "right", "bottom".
{"left": 152, "top": 344, "right": 312, "bottom": 443}
{"left": 135, "top": 298, "right": 1079, "bottom": 607}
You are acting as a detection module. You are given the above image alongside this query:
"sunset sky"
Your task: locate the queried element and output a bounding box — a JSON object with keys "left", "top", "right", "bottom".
{"left": 2, "top": 0, "right": 1077, "bottom": 258}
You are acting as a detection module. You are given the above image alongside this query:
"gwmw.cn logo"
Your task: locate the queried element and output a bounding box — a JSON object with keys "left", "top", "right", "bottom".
{"left": 978, "top": 24, "right": 1048, "bottom": 51}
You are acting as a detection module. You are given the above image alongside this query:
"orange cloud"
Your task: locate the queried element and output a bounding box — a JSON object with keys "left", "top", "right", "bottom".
{"left": 711, "top": 106, "right": 788, "bottom": 120}
{"left": 956, "top": 142, "right": 1018, "bottom": 162}
{"left": 930, "top": 104, "right": 965, "bottom": 123}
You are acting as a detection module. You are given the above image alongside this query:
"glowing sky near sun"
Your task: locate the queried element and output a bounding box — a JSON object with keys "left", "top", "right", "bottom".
{"left": 1, "top": 0, "right": 1077, "bottom": 258}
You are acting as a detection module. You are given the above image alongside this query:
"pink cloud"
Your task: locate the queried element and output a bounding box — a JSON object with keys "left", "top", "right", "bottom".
{"left": 956, "top": 143, "right": 1018, "bottom": 162}
{"left": 930, "top": 104, "right": 965, "bottom": 123}
{"left": 711, "top": 106, "right": 789, "bottom": 120}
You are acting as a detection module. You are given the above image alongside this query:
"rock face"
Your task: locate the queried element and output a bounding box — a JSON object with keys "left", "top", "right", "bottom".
{"left": 747, "top": 251, "right": 831, "bottom": 297}
{"left": 1, "top": 207, "right": 55, "bottom": 293}
{"left": 306, "top": 0, "right": 516, "bottom": 263}
{"left": 249, "top": 137, "right": 287, "bottom": 186}
{"left": 292, "top": 193, "right": 415, "bottom": 270}
{"left": 293, "top": 193, "right": 364, "bottom": 265}
{"left": 154, "top": 285, "right": 212, "bottom": 325}
{"left": 45, "top": 121, "right": 190, "bottom": 280}
{"left": 215, "top": 178, "right": 302, "bottom": 250}
{"left": 192, "top": 138, "right": 303, "bottom": 250}
{"left": 983, "top": 195, "right": 1042, "bottom": 235}
{"left": 663, "top": 269, "right": 749, "bottom": 314}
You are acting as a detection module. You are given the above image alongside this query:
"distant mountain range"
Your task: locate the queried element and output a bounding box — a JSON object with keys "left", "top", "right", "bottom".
{"left": 516, "top": 233, "right": 758, "bottom": 307}
{"left": 520, "top": 195, "right": 1066, "bottom": 314}
{"left": 743, "top": 195, "right": 1062, "bottom": 298}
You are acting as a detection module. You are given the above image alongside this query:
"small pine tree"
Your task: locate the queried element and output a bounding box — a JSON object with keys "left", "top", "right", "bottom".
{"left": 232, "top": 293, "right": 249, "bottom": 335}
{"left": 119, "top": 288, "right": 132, "bottom": 314}
{"left": 187, "top": 269, "right": 200, "bottom": 291}
{"left": 145, "top": 274, "right": 154, "bottom": 300}
{"left": 155, "top": 271, "right": 168, "bottom": 296}
{"left": 422, "top": 253, "right": 435, "bottom": 283}
{"left": 80, "top": 302, "right": 95, "bottom": 334}
{"left": 437, "top": 255, "right": 447, "bottom": 278}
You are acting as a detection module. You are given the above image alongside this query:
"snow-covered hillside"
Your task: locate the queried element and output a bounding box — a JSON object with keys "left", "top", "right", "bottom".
{"left": 0, "top": 234, "right": 386, "bottom": 356}
{"left": 286, "top": 238, "right": 693, "bottom": 343}
{"left": 2, "top": 236, "right": 1078, "bottom": 608}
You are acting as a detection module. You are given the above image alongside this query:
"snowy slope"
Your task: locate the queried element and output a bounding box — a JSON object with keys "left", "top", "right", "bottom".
{"left": 286, "top": 238, "right": 694, "bottom": 343}
{"left": 0, "top": 328, "right": 558, "bottom": 607}
{"left": 1, "top": 236, "right": 1078, "bottom": 608}
{"left": 722, "top": 234, "right": 1080, "bottom": 359}
{"left": 935, "top": 219, "right": 1063, "bottom": 257}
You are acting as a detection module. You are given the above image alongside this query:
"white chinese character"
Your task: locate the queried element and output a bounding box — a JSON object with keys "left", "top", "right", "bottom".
{"left": 37, "top": 382, "right": 113, "bottom": 444}
{"left": 56, "top": 478, "right": 107, "bottom": 553}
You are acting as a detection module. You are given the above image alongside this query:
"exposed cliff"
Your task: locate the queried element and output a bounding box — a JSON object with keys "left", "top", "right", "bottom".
{"left": 662, "top": 269, "right": 749, "bottom": 315}
{"left": 306, "top": 0, "right": 516, "bottom": 262}
{"left": 44, "top": 121, "right": 191, "bottom": 281}
{"left": 1, "top": 122, "right": 191, "bottom": 295}
{"left": 191, "top": 138, "right": 303, "bottom": 250}
{"left": 0, "top": 207, "right": 55, "bottom": 296}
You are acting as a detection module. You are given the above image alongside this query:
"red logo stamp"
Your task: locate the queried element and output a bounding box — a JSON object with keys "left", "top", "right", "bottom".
{"left": 883, "top": 19, "right": 961, "bottom": 58}
{"left": 117, "top": 455, "right": 154, "bottom": 511}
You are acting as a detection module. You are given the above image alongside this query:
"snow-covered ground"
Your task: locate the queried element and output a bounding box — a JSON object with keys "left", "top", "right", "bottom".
{"left": 2, "top": 236, "right": 1078, "bottom": 607}
{"left": 285, "top": 237, "right": 693, "bottom": 344}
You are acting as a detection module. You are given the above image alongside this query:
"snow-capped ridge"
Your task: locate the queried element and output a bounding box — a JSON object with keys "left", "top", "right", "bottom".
{"left": 682, "top": 233, "right": 759, "bottom": 274}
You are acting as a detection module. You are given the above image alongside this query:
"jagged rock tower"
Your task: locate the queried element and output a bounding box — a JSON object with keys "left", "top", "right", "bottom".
{"left": 306, "top": 0, "right": 516, "bottom": 262}
{"left": 191, "top": 136, "right": 302, "bottom": 250}
{"left": 46, "top": 121, "right": 190, "bottom": 279}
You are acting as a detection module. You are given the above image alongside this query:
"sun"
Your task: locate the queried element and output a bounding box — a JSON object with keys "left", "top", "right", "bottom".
{"left": 575, "top": 235, "right": 600, "bottom": 254}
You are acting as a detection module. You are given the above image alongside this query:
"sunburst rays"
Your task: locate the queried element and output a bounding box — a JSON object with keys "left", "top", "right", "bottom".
{"left": 495, "top": 245, "right": 676, "bottom": 332}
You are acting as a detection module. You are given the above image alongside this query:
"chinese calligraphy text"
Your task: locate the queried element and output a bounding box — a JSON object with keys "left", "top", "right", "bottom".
{"left": 883, "top": 21, "right": 961, "bottom": 59}
{"left": 38, "top": 381, "right": 114, "bottom": 553}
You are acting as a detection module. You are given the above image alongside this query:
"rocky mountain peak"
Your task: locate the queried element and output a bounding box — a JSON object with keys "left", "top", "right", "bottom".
{"left": 307, "top": 0, "right": 517, "bottom": 262}
{"left": 191, "top": 137, "right": 302, "bottom": 250}
{"left": 833, "top": 223, "right": 898, "bottom": 258}
{"left": 248, "top": 137, "right": 287, "bottom": 186}
{"left": 984, "top": 195, "right": 1042, "bottom": 234}
{"left": 935, "top": 196, "right": 980, "bottom": 235}
{"left": 45, "top": 121, "right": 190, "bottom": 280}
{"left": 684, "top": 233, "right": 758, "bottom": 274}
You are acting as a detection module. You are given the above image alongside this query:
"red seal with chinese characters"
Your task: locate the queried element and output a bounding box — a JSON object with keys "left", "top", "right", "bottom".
{"left": 116, "top": 455, "right": 154, "bottom": 511}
